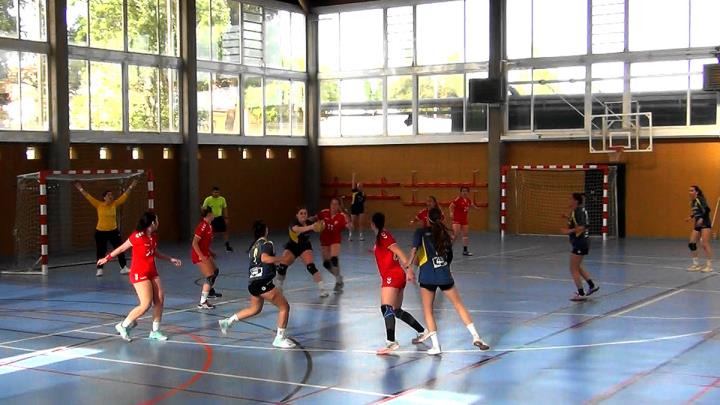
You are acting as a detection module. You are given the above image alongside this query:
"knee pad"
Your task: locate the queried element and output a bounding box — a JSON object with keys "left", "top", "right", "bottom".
{"left": 323, "top": 260, "right": 331, "bottom": 270}
{"left": 380, "top": 304, "right": 395, "bottom": 318}
{"left": 306, "top": 263, "right": 319, "bottom": 275}
{"left": 689, "top": 242, "right": 698, "bottom": 251}
{"left": 331, "top": 256, "right": 339, "bottom": 267}
{"left": 277, "top": 264, "right": 288, "bottom": 276}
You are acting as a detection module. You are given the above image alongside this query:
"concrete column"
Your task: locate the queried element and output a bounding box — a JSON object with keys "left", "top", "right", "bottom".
{"left": 47, "top": 0, "right": 70, "bottom": 170}
{"left": 305, "top": 13, "right": 321, "bottom": 213}
{"left": 180, "top": 0, "right": 200, "bottom": 240}
{"left": 487, "top": 0, "right": 506, "bottom": 232}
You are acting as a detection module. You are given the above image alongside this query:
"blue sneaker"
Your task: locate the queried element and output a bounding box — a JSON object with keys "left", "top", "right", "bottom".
{"left": 115, "top": 323, "right": 132, "bottom": 342}
{"left": 148, "top": 330, "right": 168, "bottom": 341}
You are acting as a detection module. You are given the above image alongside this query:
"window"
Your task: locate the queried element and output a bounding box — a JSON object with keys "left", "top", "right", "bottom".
{"left": 288, "top": 148, "right": 296, "bottom": 159}
{"left": 466, "top": 72, "right": 488, "bottom": 131}
{"left": 265, "top": 9, "right": 291, "bottom": 70}
{"left": 0, "top": 51, "right": 48, "bottom": 131}
{"left": 416, "top": 1, "right": 464, "bottom": 66}
{"left": 131, "top": 147, "right": 143, "bottom": 160}
{"left": 533, "top": 67, "right": 585, "bottom": 129}
{"left": 99, "top": 146, "right": 112, "bottom": 159}
{"left": 292, "top": 81, "right": 305, "bottom": 136}
{"left": 387, "top": 75, "right": 413, "bottom": 135}
{"left": 320, "top": 80, "right": 339, "bottom": 137}
{"left": 127, "top": 65, "right": 179, "bottom": 132}
{"left": 197, "top": 0, "right": 241, "bottom": 62}
{"left": 197, "top": 71, "right": 212, "bottom": 133}
{"left": 241, "top": 147, "right": 251, "bottom": 159}
{"left": 508, "top": 69, "right": 532, "bottom": 130}
{"left": 465, "top": 0, "right": 489, "bottom": 62}
{"left": 591, "top": 62, "right": 624, "bottom": 117}
{"left": 506, "top": 0, "right": 531, "bottom": 59}
{"left": 69, "top": 147, "right": 79, "bottom": 160}
{"left": 265, "top": 148, "right": 274, "bottom": 159}
{"left": 217, "top": 147, "right": 227, "bottom": 159}
{"left": 592, "top": 0, "right": 625, "bottom": 54}
{"left": 418, "top": 74, "right": 464, "bottom": 134}
{"left": 533, "top": 0, "right": 586, "bottom": 57}
{"left": 631, "top": 61, "right": 687, "bottom": 126}
{"left": 25, "top": 146, "right": 40, "bottom": 160}
{"left": 212, "top": 74, "right": 240, "bottom": 134}
{"left": 340, "top": 9, "right": 383, "bottom": 71}
{"left": 1, "top": 0, "right": 46, "bottom": 41}
{"left": 244, "top": 75, "right": 263, "bottom": 136}
{"left": 242, "top": 3, "right": 263, "bottom": 66}
{"left": 68, "top": 60, "right": 123, "bottom": 131}
{"left": 340, "top": 78, "right": 383, "bottom": 136}
{"left": 629, "top": 0, "right": 688, "bottom": 51}
{"left": 265, "top": 79, "right": 291, "bottom": 135}
{"left": 387, "top": 7, "right": 413, "bottom": 68}
{"left": 319, "top": 13, "right": 339, "bottom": 73}
{"left": 290, "top": 13, "right": 306, "bottom": 71}
{"left": 690, "top": 0, "right": 720, "bottom": 47}
{"left": 162, "top": 147, "right": 174, "bottom": 159}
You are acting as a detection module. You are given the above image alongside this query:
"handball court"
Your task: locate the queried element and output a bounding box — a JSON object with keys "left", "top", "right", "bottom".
{"left": 1, "top": 232, "right": 719, "bottom": 404}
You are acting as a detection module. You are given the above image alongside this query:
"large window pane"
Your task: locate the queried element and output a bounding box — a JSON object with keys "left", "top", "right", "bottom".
{"left": 533, "top": 67, "right": 585, "bottom": 129}
{"left": 158, "top": 0, "right": 179, "bottom": 56}
{"left": 68, "top": 0, "right": 88, "bottom": 46}
{"left": 89, "top": 0, "right": 124, "bottom": 50}
{"left": 212, "top": 0, "right": 240, "bottom": 62}
{"left": 387, "top": 6, "right": 413, "bottom": 68}
{"left": 265, "top": 79, "right": 291, "bottom": 135}
{"left": 0, "top": 50, "right": 20, "bottom": 130}
{"left": 508, "top": 69, "right": 532, "bottom": 130}
{"left": 340, "top": 10, "right": 383, "bottom": 71}
{"left": 466, "top": 0, "right": 489, "bottom": 62}
{"left": 592, "top": 0, "right": 624, "bottom": 54}
{"left": 243, "top": 75, "right": 263, "bottom": 136}
{"left": 69, "top": 59, "right": 89, "bottom": 130}
{"left": 534, "top": 0, "right": 586, "bottom": 57}
{"left": 242, "top": 3, "right": 263, "bottom": 66}
{"left": 417, "top": 1, "right": 464, "bottom": 65}
{"left": 387, "top": 75, "right": 412, "bottom": 136}
{"left": 690, "top": 59, "right": 716, "bottom": 125}
{"left": 159, "top": 68, "right": 178, "bottom": 132}
{"left": 466, "top": 72, "right": 488, "bottom": 131}
{"left": 340, "top": 78, "right": 383, "bottom": 136}
{"left": 292, "top": 81, "right": 305, "bottom": 136}
{"left": 320, "top": 79, "right": 339, "bottom": 137}
{"left": 197, "top": 71, "right": 211, "bottom": 133}
{"left": 196, "top": 0, "right": 211, "bottom": 59}
{"left": 19, "top": 0, "right": 46, "bottom": 41}
{"left": 319, "top": 13, "right": 339, "bottom": 73}
{"left": 20, "top": 53, "right": 48, "bottom": 130}
{"left": 291, "top": 12, "right": 306, "bottom": 71}
{"left": 418, "top": 74, "right": 463, "bottom": 134}
{"left": 0, "top": 1, "right": 18, "bottom": 38}
{"left": 129, "top": 65, "right": 159, "bottom": 131}
{"left": 691, "top": 0, "right": 720, "bottom": 47}
{"left": 128, "top": 0, "right": 158, "bottom": 54}
{"left": 507, "top": 0, "right": 531, "bottom": 59}
{"left": 213, "top": 74, "right": 239, "bottom": 134}
{"left": 592, "top": 62, "right": 623, "bottom": 117}
{"left": 630, "top": 0, "right": 689, "bottom": 51}
{"left": 631, "top": 61, "right": 687, "bottom": 126}
{"left": 90, "top": 61, "right": 122, "bottom": 130}
{"left": 265, "top": 9, "right": 291, "bottom": 69}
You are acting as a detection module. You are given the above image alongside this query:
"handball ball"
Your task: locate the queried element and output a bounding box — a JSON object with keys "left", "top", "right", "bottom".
{"left": 313, "top": 220, "right": 326, "bottom": 232}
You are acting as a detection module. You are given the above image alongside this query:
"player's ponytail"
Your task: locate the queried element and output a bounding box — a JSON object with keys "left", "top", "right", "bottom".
{"left": 429, "top": 208, "right": 451, "bottom": 257}
{"left": 136, "top": 211, "right": 157, "bottom": 232}
{"left": 372, "top": 212, "right": 385, "bottom": 244}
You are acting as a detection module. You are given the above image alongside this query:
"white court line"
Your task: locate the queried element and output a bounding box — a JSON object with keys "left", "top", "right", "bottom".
{"left": 517, "top": 275, "right": 720, "bottom": 295}
{"left": 612, "top": 289, "right": 686, "bottom": 317}
{"left": 465, "top": 246, "right": 542, "bottom": 261}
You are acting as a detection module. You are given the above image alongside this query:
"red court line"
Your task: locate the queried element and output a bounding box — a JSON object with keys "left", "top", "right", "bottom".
{"left": 138, "top": 330, "right": 214, "bottom": 405}
{"left": 683, "top": 377, "right": 720, "bottom": 405}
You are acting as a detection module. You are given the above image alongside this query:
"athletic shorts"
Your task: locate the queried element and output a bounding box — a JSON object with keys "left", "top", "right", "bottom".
{"left": 129, "top": 269, "right": 159, "bottom": 284}
{"left": 351, "top": 206, "right": 364, "bottom": 216}
{"left": 452, "top": 219, "right": 469, "bottom": 226}
{"left": 379, "top": 267, "right": 406, "bottom": 289}
{"left": 571, "top": 238, "right": 589, "bottom": 256}
{"left": 248, "top": 278, "right": 275, "bottom": 297}
{"left": 419, "top": 282, "right": 455, "bottom": 292}
{"left": 694, "top": 220, "right": 712, "bottom": 232}
{"left": 284, "top": 241, "right": 312, "bottom": 258}
{"left": 320, "top": 233, "right": 342, "bottom": 246}
{"left": 211, "top": 216, "right": 227, "bottom": 233}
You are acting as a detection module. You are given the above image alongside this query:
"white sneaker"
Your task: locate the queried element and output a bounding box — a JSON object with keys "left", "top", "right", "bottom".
{"left": 120, "top": 266, "right": 130, "bottom": 274}
{"left": 701, "top": 265, "right": 713, "bottom": 273}
{"left": 319, "top": 288, "right": 329, "bottom": 298}
{"left": 688, "top": 264, "right": 702, "bottom": 272}
{"left": 359, "top": 234, "right": 365, "bottom": 241}
{"left": 96, "top": 268, "right": 104, "bottom": 277}
{"left": 412, "top": 330, "right": 435, "bottom": 344}
{"left": 376, "top": 340, "right": 400, "bottom": 355}
{"left": 427, "top": 346, "right": 442, "bottom": 355}
{"left": 272, "top": 336, "right": 296, "bottom": 348}
{"left": 115, "top": 323, "right": 131, "bottom": 342}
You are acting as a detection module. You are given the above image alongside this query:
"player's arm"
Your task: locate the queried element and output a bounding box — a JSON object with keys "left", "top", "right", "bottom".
{"left": 292, "top": 223, "right": 315, "bottom": 233}
{"left": 155, "top": 249, "right": 182, "bottom": 267}
{"left": 448, "top": 201, "right": 456, "bottom": 220}
{"left": 261, "top": 243, "right": 282, "bottom": 264}
{"left": 388, "top": 244, "right": 415, "bottom": 281}
{"left": 97, "top": 239, "right": 132, "bottom": 266}
{"left": 222, "top": 200, "right": 229, "bottom": 225}
{"left": 74, "top": 181, "right": 100, "bottom": 207}
{"left": 192, "top": 235, "right": 207, "bottom": 262}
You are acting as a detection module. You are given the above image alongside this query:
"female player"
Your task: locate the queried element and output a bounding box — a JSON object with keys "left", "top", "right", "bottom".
{"left": 192, "top": 207, "right": 221, "bottom": 309}
{"left": 408, "top": 208, "right": 490, "bottom": 355}
{"left": 317, "top": 197, "right": 349, "bottom": 291}
{"left": 275, "top": 207, "right": 328, "bottom": 297}
{"left": 686, "top": 185, "right": 714, "bottom": 272}
{"left": 97, "top": 211, "right": 181, "bottom": 342}
{"left": 560, "top": 193, "right": 599, "bottom": 301}
{"left": 349, "top": 172, "right": 366, "bottom": 241}
{"left": 371, "top": 212, "right": 429, "bottom": 355}
{"left": 449, "top": 186, "right": 481, "bottom": 256}
{"left": 218, "top": 220, "right": 296, "bottom": 348}
{"left": 75, "top": 179, "right": 137, "bottom": 277}
{"left": 410, "top": 196, "right": 444, "bottom": 227}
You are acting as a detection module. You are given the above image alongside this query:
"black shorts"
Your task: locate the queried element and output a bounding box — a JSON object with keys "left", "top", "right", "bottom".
{"left": 248, "top": 279, "right": 275, "bottom": 297}
{"left": 284, "top": 241, "right": 312, "bottom": 258}
{"left": 694, "top": 220, "right": 712, "bottom": 232}
{"left": 350, "top": 206, "right": 364, "bottom": 216}
{"left": 571, "top": 238, "right": 589, "bottom": 256}
{"left": 419, "top": 282, "right": 455, "bottom": 292}
{"left": 211, "top": 216, "right": 227, "bottom": 233}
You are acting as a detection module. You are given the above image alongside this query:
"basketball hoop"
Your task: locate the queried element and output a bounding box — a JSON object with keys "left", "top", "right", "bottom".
{"left": 608, "top": 146, "right": 627, "bottom": 163}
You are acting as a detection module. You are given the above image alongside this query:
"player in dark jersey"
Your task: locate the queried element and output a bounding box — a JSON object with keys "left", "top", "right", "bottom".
{"left": 371, "top": 212, "right": 429, "bottom": 355}
{"left": 191, "top": 207, "right": 220, "bottom": 309}
{"left": 349, "top": 172, "right": 366, "bottom": 241}
{"left": 560, "top": 193, "right": 599, "bottom": 301}
{"left": 276, "top": 206, "right": 328, "bottom": 297}
{"left": 97, "top": 211, "right": 182, "bottom": 342}
{"left": 686, "top": 185, "right": 713, "bottom": 272}
{"left": 217, "top": 220, "right": 296, "bottom": 348}
{"left": 408, "top": 208, "right": 490, "bottom": 355}
{"left": 318, "top": 197, "right": 349, "bottom": 291}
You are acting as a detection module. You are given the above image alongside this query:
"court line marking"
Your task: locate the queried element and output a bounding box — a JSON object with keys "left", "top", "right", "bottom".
{"left": 464, "top": 246, "right": 543, "bottom": 261}
{"left": 612, "top": 289, "right": 686, "bottom": 317}
{"left": 517, "top": 274, "right": 720, "bottom": 295}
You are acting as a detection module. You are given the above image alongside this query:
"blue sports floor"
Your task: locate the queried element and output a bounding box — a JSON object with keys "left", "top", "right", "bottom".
{"left": 1, "top": 232, "right": 719, "bottom": 404}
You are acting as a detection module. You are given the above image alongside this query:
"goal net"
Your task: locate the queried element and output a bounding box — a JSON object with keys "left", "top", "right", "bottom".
{"left": 6, "top": 169, "right": 153, "bottom": 275}
{"left": 501, "top": 165, "right": 617, "bottom": 240}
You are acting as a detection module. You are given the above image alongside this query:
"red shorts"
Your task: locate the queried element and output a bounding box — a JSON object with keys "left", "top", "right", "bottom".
{"left": 129, "top": 268, "right": 159, "bottom": 284}
{"left": 320, "top": 233, "right": 342, "bottom": 246}
{"left": 379, "top": 267, "right": 406, "bottom": 289}
{"left": 452, "top": 219, "right": 469, "bottom": 226}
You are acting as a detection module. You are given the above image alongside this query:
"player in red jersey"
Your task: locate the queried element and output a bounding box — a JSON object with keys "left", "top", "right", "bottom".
{"left": 317, "top": 197, "right": 349, "bottom": 292}
{"left": 449, "top": 186, "right": 481, "bottom": 256}
{"left": 192, "top": 207, "right": 220, "bottom": 309}
{"left": 371, "top": 212, "right": 429, "bottom": 355}
{"left": 410, "top": 196, "right": 444, "bottom": 227}
{"left": 97, "top": 211, "right": 181, "bottom": 342}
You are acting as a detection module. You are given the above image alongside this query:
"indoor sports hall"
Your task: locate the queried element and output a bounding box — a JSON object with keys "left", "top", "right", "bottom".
{"left": 1, "top": 1, "right": 720, "bottom": 404}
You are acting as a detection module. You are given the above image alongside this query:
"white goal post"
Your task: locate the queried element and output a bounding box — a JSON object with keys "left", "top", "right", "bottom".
{"left": 4, "top": 169, "right": 155, "bottom": 276}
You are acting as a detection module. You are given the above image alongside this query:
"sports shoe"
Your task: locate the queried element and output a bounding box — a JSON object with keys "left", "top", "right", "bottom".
{"left": 272, "top": 336, "right": 296, "bottom": 348}
{"left": 473, "top": 338, "right": 491, "bottom": 351}
{"left": 120, "top": 266, "right": 130, "bottom": 275}
{"left": 148, "top": 330, "right": 168, "bottom": 341}
{"left": 218, "top": 319, "right": 231, "bottom": 335}
{"left": 197, "top": 301, "right": 215, "bottom": 309}
{"left": 96, "top": 268, "right": 104, "bottom": 277}
{"left": 115, "top": 323, "right": 131, "bottom": 341}
{"left": 348, "top": 234, "right": 353, "bottom": 241}
{"left": 412, "top": 330, "right": 435, "bottom": 344}
{"left": 427, "top": 346, "right": 442, "bottom": 355}
{"left": 319, "top": 288, "right": 329, "bottom": 298}
{"left": 359, "top": 234, "right": 365, "bottom": 241}
{"left": 701, "top": 265, "right": 713, "bottom": 273}
{"left": 587, "top": 285, "right": 600, "bottom": 296}
{"left": 462, "top": 251, "right": 473, "bottom": 256}
{"left": 334, "top": 276, "right": 344, "bottom": 292}
{"left": 376, "top": 340, "right": 400, "bottom": 355}
{"left": 688, "top": 264, "right": 702, "bottom": 272}
{"left": 208, "top": 289, "right": 222, "bottom": 298}
{"left": 570, "top": 293, "right": 588, "bottom": 302}
{"left": 225, "top": 244, "right": 234, "bottom": 253}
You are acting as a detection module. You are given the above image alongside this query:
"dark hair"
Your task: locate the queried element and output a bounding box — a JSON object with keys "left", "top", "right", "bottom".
{"left": 102, "top": 190, "right": 112, "bottom": 198}
{"left": 691, "top": 185, "right": 704, "bottom": 197}
{"left": 460, "top": 186, "right": 470, "bottom": 192}
{"left": 330, "top": 197, "right": 340, "bottom": 205}
{"left": 252, "top": 220, "right": 267, "bottom": 240}
{"left": 572, "top": 193, "right": 585, "bottom": 205}
{"left": 201, "top": 207, "right": 213, "bottom": 217}
{"left": 295, "top": 205, "right": 307, "bottom": 214}
{"left": 428, "top": 208, "right": 452, "bottom": 257}
{"left": 372, "top": 212, "right": 385, "bottom": 244}
{"left": 136, "top": 211, "right": 157, "bottom": 232}
{"left": 212, "top": 186, "right": 219, "bottom": 192}
{"left": 428, "top": 195, "right": 439, "bottom": 208}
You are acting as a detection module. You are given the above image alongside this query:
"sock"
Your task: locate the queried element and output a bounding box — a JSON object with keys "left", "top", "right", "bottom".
{"left": 463, "top": 246, "right": 468, "bottom": 252}
{"left": 318, "top": 280, "right": 326, "bottom": 291}
{"left": 201, "top": 291, "right": 209, "bottom": 303}
{"left": 226, "top": 241, "right": 231, "bottom": 247}
{"left": 276, "top": 327, "right": 286, "bottom": 339}
{"left": 693, "top": 257, "right": 700, "bottom": 265}
{"left": 382, "top": 305, "right": 396, "bottom": 342}
{"left": 227, "top": 314, "right": 239, "bottom": 325}
{"left": 430, "top": 331, "right": 440, "bottom": 349}
{"left": 152, "top": 321, "right": 160, "bottom": 332}
{"left": 395, "top": 308, "right": 424, "bottom": 333}
{"left": 466, "top": 323, "right": 480, "bottom": 340}
{"left": 121, "top": 318, "right": 132, "bottom": 328}
{"left": 577, "top": 288, "right": 585, "bottom": 296}
{"left": 587, "top": 279, "right": 595, "bottom": 289}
